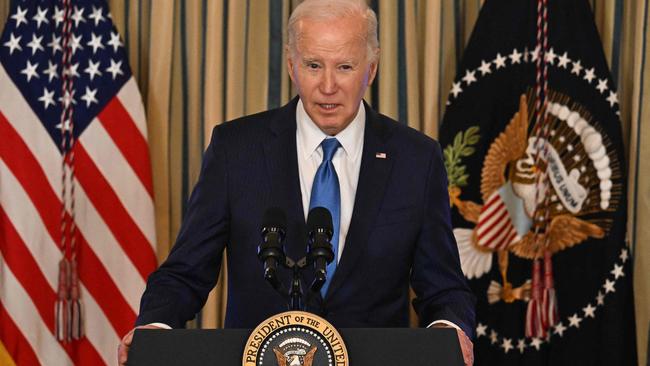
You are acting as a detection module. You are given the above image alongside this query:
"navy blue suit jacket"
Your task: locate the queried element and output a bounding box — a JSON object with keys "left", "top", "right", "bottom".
{"left": 136, "top": 98, "right": 475, "bottom": 337}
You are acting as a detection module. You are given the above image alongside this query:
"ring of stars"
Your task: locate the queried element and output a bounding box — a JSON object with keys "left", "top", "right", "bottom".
{"left": 447, "top": 46, "right": 620, "bottom": 116}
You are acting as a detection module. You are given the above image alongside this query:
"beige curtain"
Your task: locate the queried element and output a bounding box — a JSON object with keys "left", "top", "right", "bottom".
{"left": 1, "top": 0, "right": 647, "bottom": 364}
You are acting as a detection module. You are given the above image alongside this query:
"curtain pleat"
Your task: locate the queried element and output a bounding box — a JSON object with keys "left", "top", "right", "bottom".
{"left": 631, "top": 1, "right": 650, "bottom": 364}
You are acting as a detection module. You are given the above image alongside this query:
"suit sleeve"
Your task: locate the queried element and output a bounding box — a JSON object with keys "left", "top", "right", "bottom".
{"left": 410, "top": 141, "right": 476, "bottom": 338}
{"left": 136, "top": 126, "right": 230, "bottom": 328}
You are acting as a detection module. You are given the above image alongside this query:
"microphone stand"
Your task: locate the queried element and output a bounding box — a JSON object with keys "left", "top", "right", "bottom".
{"left": 280, "top": 256, "right": 309, "bottom": 311}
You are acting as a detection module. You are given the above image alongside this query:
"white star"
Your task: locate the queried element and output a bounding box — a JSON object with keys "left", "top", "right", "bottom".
{"left": 611, "top": 263, "right": 624, "bottom": 279}
{"left": 72, "top": 6, "right": 87, "bottom": 27}
{"left": 596, "top": 78, "right": 608, "bottom": 94}
{"left": 87, "top": 33, "right": 105, "bottom": 54}
{"left": 11, "top": 6, "right": 28, "bottom": 28}
{"left": 84, "top": 59, "right": 102, "bottom": 81}
{"left": 47, "top": 34, "right": 62, "bottom": 55}
{"left": 493, "top": 53, "right": 507, "bottom": 69}
{"left": 568, "top": 313, "right": 583, "bottom": 328}
{"left": 509, "top": 48, "right": 523, "bottom": 64}
{"left": 545, "top": 48, "right": 557, "bottom": 65}
{"left": 32, "top": 6, "right": 49, "bottom": 29}
{"left": 620, "top": 248, "right": 629, "bottom": 263}
{"left": 462, "top": 70, "right": 476, "bottom": 86}
{"left": 89, "top": 6, "right": 106, "bottom": 26}
{"left": 107, "top": 31, "right": 123, "bottom": 52}
{"left": 571, "top": 60, "right": 583, "bottom": 75}
{"left": 489, "top": 330, "right": 498, "bottom": 344}
{"left": 557, "top": 52, "right": 570, "bottom": 68}
{"left": 43, "top": 60, "right": 58, "bottom": 82}
{"left": 530, "top": 46, "right": 541, "bottom": 62}
{"left": 478, "top": 60, "right": 492, "bottom": 75}
{"left": 603, "top": 278, "right": 616, "bottom": 293}
{"left": 476, "top": 323, "right": 487, "bottom": 337}
{"left": 20, "top": 60, "right": 39, "bottom": 82}
{"left": 59, "top": 89, "right": 76, "bottom": 108}
{"left": 106, "top": 59, "right": 124, "bottom": 80}
{"left": 26, "top": 34, "right": 44, "bottom": 55}
{"left": 501, "top": 338, "right": 513, "bottom": 353}
{"left": 56, "top": 119, "right": 72, "bottom": 132}
{"left": 38, "top": 87, "right": 55, "bottom": 109}
{"left": 450, "top": 81, "right": 463, "bottom": 98}
{"left": 3, "top": 33, "right": 22, "bottom": 55}
{"left": 607, "top": 91, "right": 619, "bottom": 107}
{"left": 596, "top": 291, "right": 605, "bottom": 306}
{"left": 63, "top": 63, "right": 80, "bottom": 78}
{"left": 554, "top": 321, "right": 567, "bottom": 337}
{"left": 70, "top": 34, "right": 84, "bottom": 55}
{"left": 81, "top": 87, "right": 98, "bottom": 107}
{"left": 583, "top": 303, "right": 596, "bottom": 318}
{"left": 583, "top": 67, "right": 596, "bottom": 83}
{"left": 53, "top": 6, "right": 64, "bottom": 27}
{"left": 530, "top": 337, "right": 543, "bottom": 350}
{"left": 517, "top": 339, "right": 526, "bottom": 354}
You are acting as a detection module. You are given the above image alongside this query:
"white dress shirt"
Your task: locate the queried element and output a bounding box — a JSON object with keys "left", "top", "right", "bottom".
{"left": 295, "top": 100, "right": 365, "bottom": 262}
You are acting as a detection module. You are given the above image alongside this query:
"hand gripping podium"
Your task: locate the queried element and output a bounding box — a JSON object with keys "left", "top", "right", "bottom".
{"left": 128, "top": 327, "right": 464, "bottom": 365}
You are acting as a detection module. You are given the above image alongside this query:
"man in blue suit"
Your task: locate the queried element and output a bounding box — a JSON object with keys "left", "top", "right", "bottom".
{"left": 119, "top": 0, "right": 475, "bottom": 364}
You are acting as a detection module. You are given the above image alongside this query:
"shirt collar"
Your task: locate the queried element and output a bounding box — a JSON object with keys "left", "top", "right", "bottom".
{"left": 296, "top": 99, "right": 365, "bottom": 162}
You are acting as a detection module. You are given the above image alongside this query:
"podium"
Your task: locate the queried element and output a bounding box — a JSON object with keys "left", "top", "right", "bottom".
{"left": 128, "top": 327, "right": 464, "bottom": 365}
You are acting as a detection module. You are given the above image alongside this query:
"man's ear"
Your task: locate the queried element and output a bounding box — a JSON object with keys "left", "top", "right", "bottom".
{"left": 286, "top": 45, "right": 296, "bottom": 84}
{"left": 367, "top": 49, "right": 380, "bottom": 86}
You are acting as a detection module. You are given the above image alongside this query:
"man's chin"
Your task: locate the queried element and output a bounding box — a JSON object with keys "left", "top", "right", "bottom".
{"left": 311, "top": 117, "right": 346, "bottom": 135}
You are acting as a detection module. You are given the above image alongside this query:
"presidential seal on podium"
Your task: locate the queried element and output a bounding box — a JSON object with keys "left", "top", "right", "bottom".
{"left": 243, "top": 311, "right": 348, "bottom": 366}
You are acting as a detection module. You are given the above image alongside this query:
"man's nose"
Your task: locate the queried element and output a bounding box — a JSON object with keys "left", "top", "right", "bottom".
{"left": 319, "top": 69, "right": 338, "bottom": 94}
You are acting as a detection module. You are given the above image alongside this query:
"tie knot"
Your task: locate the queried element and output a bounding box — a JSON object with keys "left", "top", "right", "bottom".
{"left": 320, "top": 138, "right": 340, "bottom": 162}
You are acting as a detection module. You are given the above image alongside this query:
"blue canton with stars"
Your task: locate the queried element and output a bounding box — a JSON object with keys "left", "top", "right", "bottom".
{"left": 1, "top": 0, "right": 132, "bottom": 151}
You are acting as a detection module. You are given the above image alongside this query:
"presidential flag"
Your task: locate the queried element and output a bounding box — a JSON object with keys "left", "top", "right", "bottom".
{"left": 440, "top": 0, "right": 636, "bottom": 364}
{"left": 0, "top": 1, "right": 156, "bottom": 364}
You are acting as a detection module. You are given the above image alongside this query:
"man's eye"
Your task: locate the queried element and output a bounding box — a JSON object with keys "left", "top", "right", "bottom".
{"left": 308, "top": 63, "right": 319, "bottom": 69}
{"left": 339, "top": 65, "right": 353, "bottom": 71}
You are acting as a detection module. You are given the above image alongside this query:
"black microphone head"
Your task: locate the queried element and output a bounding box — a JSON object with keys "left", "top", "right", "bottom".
{"left": 307, "top": 207, "right": 333, "bottom": 232}
{"left": 262, "top": 207, "right": 287, "bottom": 231}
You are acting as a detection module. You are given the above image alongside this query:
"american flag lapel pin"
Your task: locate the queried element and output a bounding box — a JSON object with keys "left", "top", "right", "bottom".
{"left": 375, "top": 152, "right": 387, "bottom": 159}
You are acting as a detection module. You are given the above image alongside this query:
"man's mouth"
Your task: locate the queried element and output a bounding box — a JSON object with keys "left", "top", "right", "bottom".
{"left": 318, "top": 103, "right": 340, "bottom": 110}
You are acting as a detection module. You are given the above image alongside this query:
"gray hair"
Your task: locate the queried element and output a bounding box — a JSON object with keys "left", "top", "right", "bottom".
{"left": 287, "top": 0, "right": 379, "bottom": 62}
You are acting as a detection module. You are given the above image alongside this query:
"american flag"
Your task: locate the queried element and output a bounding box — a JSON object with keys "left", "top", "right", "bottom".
{"left": 0, "top": 1, "right": 156, "bottom": 365}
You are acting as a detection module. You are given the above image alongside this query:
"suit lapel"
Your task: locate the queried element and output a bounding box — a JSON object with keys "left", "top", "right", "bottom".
{"left": 325, "top": 104, "right": 395, "bottom": 300}
{"left": 262, "top": 98, "right": 307, "bottom": 262}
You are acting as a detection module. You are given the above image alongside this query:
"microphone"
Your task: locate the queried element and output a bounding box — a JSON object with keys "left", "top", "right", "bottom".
{"left": 258, "top": 207, "right": 287, "bottom": 290}
{"left": 306, "top": 207, "right": 335, "bottom": 292}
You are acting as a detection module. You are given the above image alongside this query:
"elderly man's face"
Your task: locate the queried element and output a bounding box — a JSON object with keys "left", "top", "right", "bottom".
{"left": 288, "top": 15, "right": 378, "bottom": 135}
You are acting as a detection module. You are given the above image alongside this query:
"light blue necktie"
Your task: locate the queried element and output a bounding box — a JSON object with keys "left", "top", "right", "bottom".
{"left": 309, "top": 138, "right": 341, "bottom": 297}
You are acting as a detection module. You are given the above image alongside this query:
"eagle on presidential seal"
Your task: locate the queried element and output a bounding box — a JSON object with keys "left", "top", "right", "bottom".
{"left": 272, "top": 338, "right": 318, "bottom": 366}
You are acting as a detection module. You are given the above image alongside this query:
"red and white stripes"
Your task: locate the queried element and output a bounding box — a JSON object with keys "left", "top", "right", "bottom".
{"left": 0, "top": 63, "right": 156, "bottom": 365}
{"left": 476, "top": 192, "right": 519, "bottom": 251}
